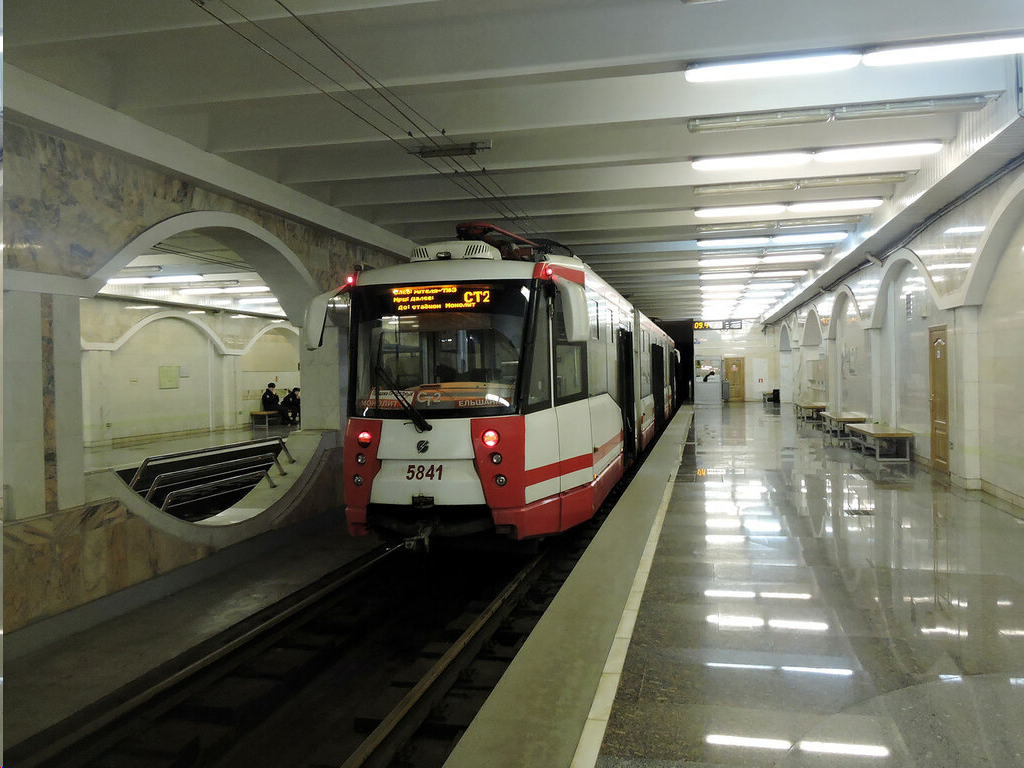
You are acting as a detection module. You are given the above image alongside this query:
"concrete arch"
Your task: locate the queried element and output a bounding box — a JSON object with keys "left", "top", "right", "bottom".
{"left": 826, "top": 286, "right": 861, "bottom": 341}
{"left": 963, "top": 170, "right": 1024, "bottom": 306}
{"left": 91, "top": 211, "right": 322, "bottom": 324}
{"left": 779, "top": 322, "right": 792, "bottom": 352}
{"left": 240, "top": 323, "right": 300, "bottom": 356}
{"left": 82, "top": 310, "right": 233, "bottom": 354}
{"left": 801, "top": 308, "right": 824, "bottom": 347}
{"left": 866, "top": 249, "right": 939, "bottom": 329}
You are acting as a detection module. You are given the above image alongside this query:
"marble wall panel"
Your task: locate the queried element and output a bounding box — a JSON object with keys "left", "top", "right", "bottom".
{"left": 4, "top": 123, "right": 401, "bottom": 285}
{"left": 838, "top": 304, "right": 871, "bottom": 414}
{"left": 978, "top": 227, "right": 1024, "bottom": 500}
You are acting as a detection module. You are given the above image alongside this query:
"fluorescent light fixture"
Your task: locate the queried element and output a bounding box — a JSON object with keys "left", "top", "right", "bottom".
{"left": 706, "top": 734, "right": 791, "bottom": 750}
{"left": 222, "top": 285, "right": 271, "bottom": 293}
{"left": 864, "top": 36, "right": 1024, "bottom": 66}
{"left": 210, "top": 299, "right": 234, "bottom": 306}
{"left": 187, "top": 310, "right": 207, "bottom": 315}
{"left": 815, "top": 141, "right": 942, "bottom": 163}
{"left": 915, "top": 247, "right": 977, "bottom": 256}
{"left": 698, "top": 257, "right": 761, "bottom": 267}
{"left": 757, "top": 270, "right": 809, "bottom": 278}
{"left": 702, "top": 271, "right": 753, "bottom": 281}
{"left": 772, "top": 231, "right": 848, "bottom": 245}
{"left": 695, "top": 171, "right": 910, "bottom": 195}
{"left": 695, "top": 204, "right": 787, "bottom": 218}
{"left": 697, "top": 237, "right": 770, "bottom": 248}
{"left": 746, "top": 281, "right": 796, "bottom": 289}
{"left": 692, "top": 152, "right": 812, "bottom": 171}
{"left": 687, "top": 94, "right": 997, "bottom": 133}
{"left": 150, "top": 274, "right": 205, "bottom": 283}
{"left": 238, "top": 297, "right": 280, "bottom": 305}
{"left": 179, "top": 287, "right": 225, "bottom": 295}
{"left": 944, "top": 225, "right": 986, "bottom": 235}
{"left": 106, "top": 277, "right": 152, "bottom": 285}
{"left": 125, "top": 305, "right": 160, "bottom": 309}
{"left": 799, "top": 741, "right": 890, "bottom": 757}
{"left": 762, "top": 252, "right": 825, "bottom": 264}
{"left": 787, "top": 198, "right": 883, "bottom": 213}
{"left": 230, "top": 314, "right": 251, "bottom": 319}
{"left": 686, "top": 53, "right": 860, "bottom": 83}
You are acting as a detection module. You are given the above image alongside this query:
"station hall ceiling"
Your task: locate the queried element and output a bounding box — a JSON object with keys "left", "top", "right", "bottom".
{"left": 7, "top": 0, "right": 1024, "bottom": 322}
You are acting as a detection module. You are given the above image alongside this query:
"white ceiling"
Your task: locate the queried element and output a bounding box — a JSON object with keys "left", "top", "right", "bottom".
{"left": 7, "top": 0, "right": 1024, "bottom": 321}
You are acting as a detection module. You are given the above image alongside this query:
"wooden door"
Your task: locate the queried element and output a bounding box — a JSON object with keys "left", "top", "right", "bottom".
{"left": 724, "top": 357, "right": 745, "bottom": 402}
{"left": 929, "top": 327, "right": 949, "bottom": 473}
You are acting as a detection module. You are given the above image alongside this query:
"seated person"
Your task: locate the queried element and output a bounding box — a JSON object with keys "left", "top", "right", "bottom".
{"left": 261, "top": 382, "right": 280, "bottom": 412}
{"left": 281, "top": 387, "right": 301, "bottom": 425}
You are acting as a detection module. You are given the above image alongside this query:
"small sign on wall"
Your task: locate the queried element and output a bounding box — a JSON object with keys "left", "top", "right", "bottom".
{"left": 158, "top": 365, "right": 180, "bottom": 389}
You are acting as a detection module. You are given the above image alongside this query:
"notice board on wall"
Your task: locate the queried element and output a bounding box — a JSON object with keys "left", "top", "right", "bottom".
{"left": 158, "top": 365, "right": 180, "bottom": 389}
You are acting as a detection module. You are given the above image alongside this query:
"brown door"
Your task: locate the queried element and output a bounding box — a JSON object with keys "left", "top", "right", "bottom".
{"left": 724, "top": 357, "right": 745, "bottom": 402}
{"left": 929, "top": 326, "right": 949, "bottom": 473}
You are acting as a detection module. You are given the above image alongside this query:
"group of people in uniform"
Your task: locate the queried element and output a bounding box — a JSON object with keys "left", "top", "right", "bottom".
{"left": 261, "top": 383, "right": 301, "bottom": 426}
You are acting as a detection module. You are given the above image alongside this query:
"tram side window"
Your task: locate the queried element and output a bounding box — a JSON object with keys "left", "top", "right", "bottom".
{"left": 525, "top": 297, "right": 551, "bottom": 408}
{"left": 587, "top": 293, "right": 608, "bottom": 396}
{"left": 553, "top": 291, "right": 587, "bottom": 403}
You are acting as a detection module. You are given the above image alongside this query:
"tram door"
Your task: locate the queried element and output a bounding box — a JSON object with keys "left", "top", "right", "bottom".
{"left": 617, "top": 329, "right": 637, "bottom": 463}
{"left": 652, "top": 343, "right": 666, "bottom": 430}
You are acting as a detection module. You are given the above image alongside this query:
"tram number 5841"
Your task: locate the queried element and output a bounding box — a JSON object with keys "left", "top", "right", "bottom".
{"left": 406, "top": 464, "right": 443, "bottom": 480}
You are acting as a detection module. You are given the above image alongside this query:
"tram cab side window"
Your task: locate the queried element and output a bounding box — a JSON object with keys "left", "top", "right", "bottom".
{"left": 552, "top": 290, "right": 587, "bottom": 404}
{"left": 525, "top": 293, "right": 551, "bottom": 409}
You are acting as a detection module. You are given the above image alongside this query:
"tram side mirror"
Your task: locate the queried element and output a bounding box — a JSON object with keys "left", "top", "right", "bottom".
{"left": 552, "top": 276, "right": 589, "bottom": 343}
{"left": 303, "top": 287, "right": 341, "bottom": 350}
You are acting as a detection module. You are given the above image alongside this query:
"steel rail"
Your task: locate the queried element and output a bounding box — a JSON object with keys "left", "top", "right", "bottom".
{"left": 340, "top": 549, "right": 550, "bottom": 768}
{"left": 8, "top": 544, "right": 402, "bottom": 768}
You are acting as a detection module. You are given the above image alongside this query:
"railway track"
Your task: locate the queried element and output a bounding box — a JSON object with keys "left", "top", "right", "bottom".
{"left": 14, "top": 424, "right": 668, "bottom": 768}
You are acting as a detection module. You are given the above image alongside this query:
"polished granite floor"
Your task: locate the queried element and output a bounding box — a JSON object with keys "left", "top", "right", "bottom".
{"left": 598, "top": 403, "right": 1024, "bottom": 768}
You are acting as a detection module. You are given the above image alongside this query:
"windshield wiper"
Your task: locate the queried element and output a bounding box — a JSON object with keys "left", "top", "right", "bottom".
{"left": 373, "top": 362, "right": 432, "bottom": 433}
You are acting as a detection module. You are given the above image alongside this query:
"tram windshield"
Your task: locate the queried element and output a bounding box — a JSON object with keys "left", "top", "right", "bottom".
{"left": 353, "top": 280, "right": 532, "bottom": 418}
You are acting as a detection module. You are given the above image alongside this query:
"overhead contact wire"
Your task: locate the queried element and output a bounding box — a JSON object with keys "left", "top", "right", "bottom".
{"left": 190, "top": 0, "right": 527, "bottom": 224}
{"left": 267, "top": 0, "right": 543, "bottom": 234}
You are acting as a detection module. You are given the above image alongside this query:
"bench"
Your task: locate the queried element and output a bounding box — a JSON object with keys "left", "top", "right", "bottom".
{"left": 250, "top": 410, "right": 279, "bottom": 435}
{"left": 795, "top": 402, "right": 826, "bottom": 423}
{"left": 821, "top": 411, "right": 867, "bottom": 446}
{"left": 846, "top": 423, "right": 915, "bottom": 462}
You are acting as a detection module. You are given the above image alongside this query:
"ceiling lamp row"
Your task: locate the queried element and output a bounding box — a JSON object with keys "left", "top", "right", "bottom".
{"left": 692, "top": 142, "right": 941, "bottom": 172}
{"left": 685, "top": 35, "right": 1024, "bottom": 82}
{"left": 695, "top": 199, "right": 882, "bottom": 219}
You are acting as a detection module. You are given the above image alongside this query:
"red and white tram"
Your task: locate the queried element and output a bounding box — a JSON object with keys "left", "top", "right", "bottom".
{"left": 316, "top": 224, "right": 676, "bottom": 542}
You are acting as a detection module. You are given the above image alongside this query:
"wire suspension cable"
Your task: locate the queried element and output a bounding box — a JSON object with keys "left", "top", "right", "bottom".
{"left": 191, "top": 0, "right": 540, "bottom": 233}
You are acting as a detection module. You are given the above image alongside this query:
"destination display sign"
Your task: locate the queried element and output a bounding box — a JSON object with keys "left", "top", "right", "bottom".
{"left": 693, "top": 319, "right": 743, "bottom": 331}
{"left": 391, "top": 284, "right": 492, "bottom": 312}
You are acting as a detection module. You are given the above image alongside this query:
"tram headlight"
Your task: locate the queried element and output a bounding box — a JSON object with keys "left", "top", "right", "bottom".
{"left": 353, "top": 475, "right": 363, "bottom": 486}
{"left": 357, "top": 430, "right": 373, "bottom": 447}
{"left": 490, "top": 452, "right": 503, "bottom": 465}
{"left": 356, "top": 453, "right": 367, "bottom": 465}
{"left": 494, "top": 474, "right": 507, "bottom": 487}
{"left": 481, "top": 429, "right": 500, "bottom": 448}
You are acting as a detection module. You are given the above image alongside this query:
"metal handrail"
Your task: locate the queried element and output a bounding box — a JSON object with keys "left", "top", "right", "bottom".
{"left": 144, "top": 453, "right": 285, "bottom": 502}
{"left": 128, "top": 437, "right": 294, "bottom": 489}
{"left": 159, "top": 470, "right": 275, "bottom": 513}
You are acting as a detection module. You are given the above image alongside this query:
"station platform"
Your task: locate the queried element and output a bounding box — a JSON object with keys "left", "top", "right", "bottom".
{"left": 445, "top": 404, "right": 1024, "bottom": 768}
{"left": 9, "top": 404, "right": 1024, "bottom": 767}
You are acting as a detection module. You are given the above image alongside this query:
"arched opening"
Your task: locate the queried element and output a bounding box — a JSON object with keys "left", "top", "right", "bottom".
{"left": 796, "top": 309, "right": 826, "bottom": 405}
{"left": 82, "top": 212, "right": 320, "bottom": 475}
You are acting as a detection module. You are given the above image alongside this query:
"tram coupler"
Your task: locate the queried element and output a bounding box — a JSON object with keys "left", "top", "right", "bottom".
{"left": 404, "top": 523, "right": 434, "bottom": 552}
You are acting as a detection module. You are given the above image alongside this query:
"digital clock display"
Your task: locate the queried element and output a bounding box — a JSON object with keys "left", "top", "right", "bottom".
{"left": 693, "top": 320, "right": 723, "bottom": 330}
